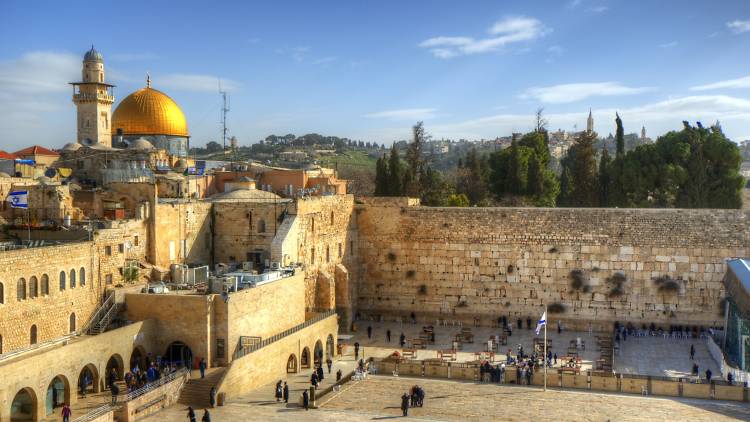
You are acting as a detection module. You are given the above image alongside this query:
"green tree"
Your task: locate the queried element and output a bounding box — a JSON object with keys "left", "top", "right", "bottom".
{"left": 374, "top": 154, "right": 389, "bottom": 196}
{"left": 387, "top": 145, "right": 404, "bottom": 196}
{"left": 615, "top": 112, "right": 625, "bottom": 157}
{"left": 598, "top": 147, "right": 611, "bottom": 206}
{"left": 560, "top": 131, "right": 599, "bottom": 207}
{"left": 456, "top": 147, "right": 489, "bottom": 204}
{"left": 447, "top": 193, "right": 470, "bottom": 207}
{"left": 419, "top": 166, "right": 453, "bottom": 206}
{"left": 403, "top": 122, "right": 426, "bottom": 197}
{"left": 527, "top": 153, "right": 543, "bottom": 197}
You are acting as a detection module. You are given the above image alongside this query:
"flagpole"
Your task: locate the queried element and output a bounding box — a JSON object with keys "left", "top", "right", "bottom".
{"left": 544, "top": 303, "right": 548, "bottom": 392}
{"left": 26, "top": 207, "right": 31, "bottom": 245}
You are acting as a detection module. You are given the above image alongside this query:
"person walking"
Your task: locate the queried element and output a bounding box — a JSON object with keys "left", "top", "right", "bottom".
{"left": 399, "top": 333, "right": 406, "bottom": 348}
{"left": 201, "top": 409, "right": 211, "bottom": 422}
{"left": 326, "top": 357, "right": 333, "bottom": 374}
{"left": 367, "top": 325, "right": 373, "bottom": 339}
{"left": 317, "top": 364, "right": 324, "bottom": 381}
{"left": 108, "top": 368, "right": 117, "bottom": 389}
{"left": 199, "top": 358, "right": 207, "bottom": 379}
{"left": 354, "top": 342, "right": 360, "bottom": 360}
{"left": 302, "top": 390, "right": 309, "bottom": 410}
{"left": 690, "top": 344, "right": 695, "bottom": 360}
{"left": 386, "top": 329, "right": 391, "bottom": 343}
{"left": 728, "top": 372, "right": 734, "bottom": 385}
{"left": 209, "top": 386, "right": 216, "bottom": 408}
{"left": 336, "top": 369, "right": 342, "bottom": 382}
{"left": 187, "top": 406, "right": 196, "bottom": 422}
{"left": 283, "top": 382, "right": 289, "bottom": 403}
{"left": 706, "top": 369, "right": 713, "bottom": 383}
{"left": 275, "top": 380, "right": 283, "bottom": 401}
{"left": 111, "top": 382, "right": 119, "bottom": 405}
{"left": 401, "top": 392, "right": 410, "bottom": 417}
{"left": 311, "top": 372, "right": 318, "bottom": 389}
{"left": 61, "top": 404, "right": 72, "bottom": 422}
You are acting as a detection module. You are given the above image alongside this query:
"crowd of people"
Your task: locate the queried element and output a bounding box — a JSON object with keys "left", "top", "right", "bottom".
{"left": 399, "top": 385, "right": 425, "bottom": 416}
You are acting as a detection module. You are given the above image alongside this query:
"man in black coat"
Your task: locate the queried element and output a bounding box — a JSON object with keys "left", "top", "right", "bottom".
{"left": 400, "top": 392, "right": 410, "bottom": 417}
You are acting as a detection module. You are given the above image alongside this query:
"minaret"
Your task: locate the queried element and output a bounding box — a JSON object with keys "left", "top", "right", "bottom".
{"left": 641, "top": 126, "right": 646, "bottom": 140}
{"left": 70, "top": 45, "right": 115, "bottom": 147}
{"left": 586, "top": 108, "right": 594, "bottom": 133}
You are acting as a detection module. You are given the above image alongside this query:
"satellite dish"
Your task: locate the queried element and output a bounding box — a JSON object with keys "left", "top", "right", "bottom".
{"left": 45, "top": 168, "right": 57, "bottom": 178}
{"left": 124, "top": 240, "right": 133, "bottom": 250}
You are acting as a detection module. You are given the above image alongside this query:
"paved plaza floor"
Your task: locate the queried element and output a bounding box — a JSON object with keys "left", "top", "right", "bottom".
{"left": 141, "top": 375, "right": 750, "bottom": 421}
{"left": 342, "top": 321, "right": 721, "bottom": 379}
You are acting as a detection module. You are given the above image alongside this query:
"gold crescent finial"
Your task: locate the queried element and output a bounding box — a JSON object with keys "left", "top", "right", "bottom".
{"left": 146, "top": 72, "right": 151, "bottom": 88}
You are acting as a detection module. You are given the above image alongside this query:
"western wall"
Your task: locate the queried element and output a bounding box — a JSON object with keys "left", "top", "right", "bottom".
{"left": 354, "top": 198, "right": 750, "bottom": 329}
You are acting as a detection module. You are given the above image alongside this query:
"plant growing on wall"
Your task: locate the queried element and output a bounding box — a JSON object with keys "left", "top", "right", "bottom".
{"left": 417, "top": 284, "right": 427, "bottom": 295}
{"left": 606, "top": 272, "right": 628, "bottom": 298}
{"left": 654, "top": 275, "right": 680, "bottom": 293}
{"left": 548, "top": 302, "right": 566, "bottom": 313}
{"left": 569, "top": 269, "right": 590, "bottom": 291}
{"left": 123, "top": 266, "right": 139, "bottom": 283}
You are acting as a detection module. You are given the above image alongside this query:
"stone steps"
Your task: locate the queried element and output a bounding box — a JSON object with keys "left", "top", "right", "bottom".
{"left": 177, "top": 368, "right": 225, "bottom": 407}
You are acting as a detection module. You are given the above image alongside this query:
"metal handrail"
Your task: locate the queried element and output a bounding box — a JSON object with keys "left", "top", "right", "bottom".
{"left": 0, "top": 334, "right": 75, "bottom": 362}
{"left": 233, "top": 310, "right": 336, "bottom": 360}
{"left": 81, "top": 291, "right": 115, "bottom": 335}
{"left": 124, "top": 367, "right": 190, "bottom": 401}
{"left": 71, "top": 404, "right": 113, "bottom": 422}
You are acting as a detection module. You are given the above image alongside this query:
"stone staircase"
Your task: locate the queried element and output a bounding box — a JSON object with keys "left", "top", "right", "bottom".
{"left": 82, "top": 292, "right": 119, "bottom": 335}
{"left": 177, "top": 368, "right": 225, "bottom": 408}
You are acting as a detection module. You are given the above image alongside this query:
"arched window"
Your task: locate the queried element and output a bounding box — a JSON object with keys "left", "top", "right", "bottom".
{"left": 30, "top": 325, "right": 37, "bottom": 345}
{"left": 69, "top": 313, "right": 76, "bottom": 333}
{"left": 41, "top": 274, "right": 49, "bottom": 296}
{"left": 80, "top": 267, "right": 86, "bottom": 286}
{"left": 16, "top": 278, "right": 26, "bottom": 301}
{"left": 59, "top": 271, "right": 66, "bottom": 291}
{"left": 258, "top": 219, "right": 266, "bottom": 234}
{"left": 28, "top": 276, "right": 37, "bottom": 298}
{"left": 0, "top": 282, "right": 4, "bottom": 304}
{"left": 70, "top": 269, "right": 76, "bottom": 288}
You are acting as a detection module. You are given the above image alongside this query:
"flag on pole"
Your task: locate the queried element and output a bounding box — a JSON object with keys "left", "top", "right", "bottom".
{"left": 535, "top": 311, "right": 547, "bottom": 335}
{"left": 6, "top": 190, "right": 28, "bottom": 209}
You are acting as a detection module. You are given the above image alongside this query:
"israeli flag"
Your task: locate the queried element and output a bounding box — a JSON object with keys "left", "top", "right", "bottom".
{"left": 535, "top": 311, "right": 547, "bottom": 335}
{"left": 7, "top": 190, "right": 28, "bottom": 209}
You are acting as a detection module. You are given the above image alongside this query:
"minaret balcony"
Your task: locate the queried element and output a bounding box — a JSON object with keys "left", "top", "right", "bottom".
{"left": 73, "top": 93, "right": 115, "bottom": 103}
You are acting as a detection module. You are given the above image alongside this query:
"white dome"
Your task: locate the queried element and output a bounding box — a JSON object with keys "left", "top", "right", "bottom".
{"left": 128, "top": 138, "right": 155, "bottom": 151}
{"left": 62, "top": 142, "right": 82, "bottom": 151}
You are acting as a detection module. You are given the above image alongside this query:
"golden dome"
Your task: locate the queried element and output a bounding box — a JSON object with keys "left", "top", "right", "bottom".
{"left": 112, "top": 86, "right": 188, "bottom": 137}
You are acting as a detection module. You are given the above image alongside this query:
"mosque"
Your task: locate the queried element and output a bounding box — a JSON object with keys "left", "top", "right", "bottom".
{"left": 70, "top": 46, "right": 190, "bottom": 157}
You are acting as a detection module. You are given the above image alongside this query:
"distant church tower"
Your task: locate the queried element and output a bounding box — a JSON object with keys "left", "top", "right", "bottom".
{"left": 641, "top": 126, "right": 646, "bottom": 140}
{"left": 70, "top": 46, "right": 115, "bottom": 147}
{"left": 586, "top": 108, "right": 594, "bottom": 133}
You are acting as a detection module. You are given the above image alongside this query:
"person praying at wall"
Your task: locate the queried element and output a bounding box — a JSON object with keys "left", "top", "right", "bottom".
{"left": 367, "top": 325, "right": 373, "bottom": 339}
{"left": 386, "top": 329, "right": 392, "bottom": 343}
{"left": 399, "top": 333, "right": 406, "bottom": 348}
{"left": 690, "top": 344, "right": 695, "bottom": 360}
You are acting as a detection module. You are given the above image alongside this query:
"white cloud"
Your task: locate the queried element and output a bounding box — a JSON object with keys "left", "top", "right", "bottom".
{"left": 727, "top": 20, "right": 750, "bottom": 34}
{"left": 312, "top": 57, "right": 337, "bottom": 65}
{"left": 691, "top": 75, "right": 750, "bottom": 91}
{"left": 566, "top": 0, "right": 582, "bottom": 8}
{"left": 157, "top": 74, "right": 240, "bottom": 92}
{"left": 419, "top": 16, "right": 549, "bottom": 58}
{"left": 421, "top": 95, "right": 750, "bottom": 141}
{"left": 363, "top": 108, "right": 438, "bottom": 121}
{"left": 109, "top": 52, "right": 158, "bottom": 62}
{"left": 520, "top": 82, "right": 654, "bottom": 104}
{"left": 587, "top": 6, "right": 608, "bottom": 13}
{"left": 659, "top": 41, "right": 678, "bottom": 48}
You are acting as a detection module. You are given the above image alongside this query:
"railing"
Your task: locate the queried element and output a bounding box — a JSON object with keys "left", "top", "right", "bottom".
{"left": 0, "top": 334, "right": 75, "bottom": 362}
{"left": 232, "top": 310, "right": 336, "bottom": 360}
{"left": 124, "top": 367, "right": 190, "bottom": 401}
{"left": 71, "top": 404, "right": 113, "bottom": 422}
{"left": 81, "top": 291, "right": 115, "bottom": 335}
{"left": 705, "top": 334, "right": 750, "bottom": 385}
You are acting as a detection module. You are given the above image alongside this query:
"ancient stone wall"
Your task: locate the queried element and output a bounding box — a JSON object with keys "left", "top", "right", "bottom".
{"left": 294, "top": 195, "right": 357, "bottom": 321}
{"left": 151, "top": 201, "right": 212, "bottom": 268}
{"left": 356, "top": 201, "right": 750, "bottom": 329}
{"left": 212, "top": 200, "right": 293, "bottom": 266}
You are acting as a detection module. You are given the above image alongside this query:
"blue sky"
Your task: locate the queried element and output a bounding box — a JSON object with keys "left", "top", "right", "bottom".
{"left": 1, "top": 0, "right": 750, "bottom": 150}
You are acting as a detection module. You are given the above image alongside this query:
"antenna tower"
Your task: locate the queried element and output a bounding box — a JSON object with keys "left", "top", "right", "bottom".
{"left": 219, "top": 83, "right": 230, "bottom": 154}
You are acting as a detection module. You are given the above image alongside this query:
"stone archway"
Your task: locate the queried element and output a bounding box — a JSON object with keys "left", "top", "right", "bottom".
{"left": 78, "top": 364, "right": 99, "bottom": 396}
{"left": 326, "top": 334, "right": 335, "bottom": 359}
{"left": 104, "top": 353, "right": 125, "bottom": 388}
{"left": 45, "top": 375, "right": 70, "bottom": 416}
{"left": 301, "top": 347, "right": 310, "bottom": 369}
{"left": 130, "top": 345, "right": 148, "bottom": 372}
{"left": 314, "top": 340, "right": 324, "bottom": 367}
{"left": 11, "top": 387, "right": 37, "bottom": 422}
{"left": 164, "top": 341, "right": 194, "bottom": 369}
{"left": 287, "top": 354, "right": 298, "bottom": 373}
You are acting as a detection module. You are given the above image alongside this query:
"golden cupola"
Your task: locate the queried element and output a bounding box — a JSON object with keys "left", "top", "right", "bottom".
{"left": 112, "top": 76, "right": 188, "bottom": 137}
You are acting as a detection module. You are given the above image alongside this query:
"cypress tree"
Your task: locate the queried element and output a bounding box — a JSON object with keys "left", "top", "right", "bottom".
{"left": 598, "top": 148, "right": 611, "bottom": 206}
{"left": 387, "top": 145, "right": 403, "bottom": 196}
